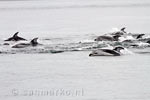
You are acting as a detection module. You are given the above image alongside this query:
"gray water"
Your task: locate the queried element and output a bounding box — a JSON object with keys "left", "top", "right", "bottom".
{"left": 0, "top": 0, "right": 150, "bottom": 100}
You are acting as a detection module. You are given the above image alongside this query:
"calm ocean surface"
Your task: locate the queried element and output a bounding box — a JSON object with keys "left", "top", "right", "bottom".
{"left": 0, "top": 0, "right": 150, "bottom": 38}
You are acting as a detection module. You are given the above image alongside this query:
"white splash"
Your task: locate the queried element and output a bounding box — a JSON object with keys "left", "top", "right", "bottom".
{"left": 135, "top": 42, "right": 150, "bottom": 47}
{"left": 120, "top": 48, "right": 134, "bottom": 55}
{"left": 109, "top": 28, "right": 120, "bottom": 33}
{"left": 119, "top": 35, "right": 135, "bottom": 42}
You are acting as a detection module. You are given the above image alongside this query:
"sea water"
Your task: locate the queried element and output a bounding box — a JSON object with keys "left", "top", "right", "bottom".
{"left": 0, "top": 0, "right": 150, "bottom": 100}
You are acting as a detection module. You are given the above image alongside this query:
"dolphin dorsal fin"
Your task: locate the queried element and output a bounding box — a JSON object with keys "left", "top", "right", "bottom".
{"left": 121, "top": 27, "right": 126, "bottom": 31}
{"left": 136, "top": 34, "right": 145, "bottom": 39}
{"left": 30, "top": 38, "right": 38, "bottom": 45}
{"left": 13, "top": 32, "right": 19, "bottom": 37}
{"left": 113, "top": 46, "right": 124, "bottom": 52}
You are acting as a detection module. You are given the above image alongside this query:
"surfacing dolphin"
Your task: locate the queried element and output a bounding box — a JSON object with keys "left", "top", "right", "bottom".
{"left": 89, "top": 46, "right": 125, "bottom": 56}
{"left": 112, "top": 27, "right": 127, "bottom": 35}
{"left": 136, "top": 34, "right": 145, "bottom": 39}
{"left": 5, "top": 32, "right": 27, "bottom": 41}
{"left": 12, "top": 38, "right": 39, "bottom": 48}
{"left": 94, "top": 35, "right": 121, "bottom": 41}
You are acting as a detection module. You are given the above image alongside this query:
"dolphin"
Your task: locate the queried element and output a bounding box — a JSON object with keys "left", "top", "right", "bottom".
{"left": 89, "top": 46, "right": 125, "bottom": 56}
{"left": 12, "top": 38, "right": 39, "bottom": 48}
{"left": 5, "top": 32, "right": 27, "bottom": 41}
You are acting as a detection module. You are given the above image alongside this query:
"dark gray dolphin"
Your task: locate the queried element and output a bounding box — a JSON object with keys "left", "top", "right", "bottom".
{"left": 136, "top": 34, "right": 145, "bottom": 39}
{"left": 94, "top": 35, "right": 121, "bottom": 41}
{"left": 5, "top": 32, "right": 27, "bottom": 41}
{"left": 113, "top": 27, "right": 126, "bottom": 35}
{"left": 89, "top": 46, "right": 124, "bottom": 56}
{"left": 12, "top": 38, "right": 39, "bottom": 48}
{"left": 121, "top": 27, "right": 126, "bottom": 33}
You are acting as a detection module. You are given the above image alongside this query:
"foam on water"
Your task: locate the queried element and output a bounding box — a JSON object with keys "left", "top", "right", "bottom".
{"left": 0, "top": 33, "right": 150, "bottom": 54}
